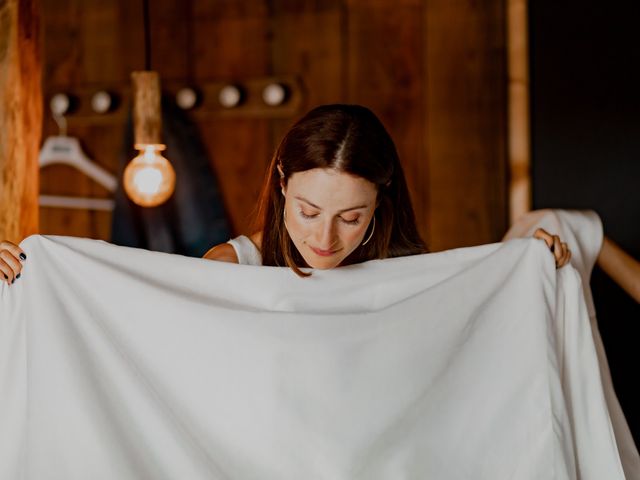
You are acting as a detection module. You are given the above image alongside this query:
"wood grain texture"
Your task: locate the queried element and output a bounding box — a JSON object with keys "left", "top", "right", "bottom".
{"left": 191, "top": 0, "right": 271, "bottom": 235}
{"left": 425, "top": 0, "right": 507, "bottom": 250}
{"left": 347, "top": 2, "right": 429, "bottom": 244}
{"left": 0, "top": 0, "right": 41, "bottom": 243}
{"left": 507, "top": 0, "right": 531, "bottom": 224}
{"left": 269, "top": 1, "right": 344, "bottom": 146}
{"left": 39, "top": 0, "right": 121, "bottom": 241}
{"left": 132, "top": 71, "right": 162, "bottom": 146}
{"left": 34, "top": 0, "right": 508, "bottom": 252}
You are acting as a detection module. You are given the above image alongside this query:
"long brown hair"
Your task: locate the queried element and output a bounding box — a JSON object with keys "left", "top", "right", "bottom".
{"left": 255, "top": 104, "right": 426, "bottom": 276}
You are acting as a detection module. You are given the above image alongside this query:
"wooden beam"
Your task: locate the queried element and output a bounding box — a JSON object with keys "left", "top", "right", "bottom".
{"left": 425, "top": 0, "right": 508, "bottom": 250}
{"left": 507, "top": 0, "right": 531, "bottom": 224}
{"left": 0, "top": 0, "right": 41, "bottom": 242}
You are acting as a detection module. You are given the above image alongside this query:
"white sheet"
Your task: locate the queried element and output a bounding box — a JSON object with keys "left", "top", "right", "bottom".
{"left": 0, "top": 210, "right": 633, "bottom": 479}
{"left": 504, "top": 209, "right": 640, "bottom": 480}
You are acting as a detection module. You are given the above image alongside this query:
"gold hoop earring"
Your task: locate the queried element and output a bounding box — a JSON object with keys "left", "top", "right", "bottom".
{"left": 362, "top": 216, "right": 376, "bottom": 246}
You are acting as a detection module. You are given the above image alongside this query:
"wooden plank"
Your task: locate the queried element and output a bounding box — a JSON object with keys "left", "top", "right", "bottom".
{"left": 198, "top": 119, "right": 271, "bottom": 234}
{"left": 193, "top": 0, "right": 271, "bottom": 235}
{"left": 347, "top": 2, "right": 430, "bottom": 245}
{"left": 42, "top": 0, "right": 123, "bottom": 85}
{"left": 507, "top": 0, "right": 531, "bottom": 224}
{"left": 80, "top": 0, "right": 122, "bottom": 84}
{"left": 147, "top": 0, "right": 190, "bottom": 81}
{"left": 0, "top": 0, "right": 41, "bottom": 242}
{"left": 193, "top": 0, "right": 268, "bottom": 20}
{"left": 269, "top": 0, "right": 343, "bottom": 13}
{"left": 40, "top": 0, "right": 82, "bottom": 86}
{"left": 347, "top": 0, "right": 421, "bottom": 6}
{"left": 269, "top": 1, "right": 344, "bottom": 144}
{"left": 425, "top": 0, "right": 507, "bottom": 250}
{"left": 39, "top": 0, "right": 122, "bottom": 240}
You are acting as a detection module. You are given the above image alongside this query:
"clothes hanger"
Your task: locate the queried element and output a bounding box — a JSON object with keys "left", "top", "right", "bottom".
{"left": 39, "top": 107, "right": 118, "bottom": 211}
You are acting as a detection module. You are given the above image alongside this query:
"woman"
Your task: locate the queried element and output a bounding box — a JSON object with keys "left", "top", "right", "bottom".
{"left": 202, "top": 104, "right": 570, "bottom": 275}
{"left": 1, "top": 104, "right": 570, "bottom": 283}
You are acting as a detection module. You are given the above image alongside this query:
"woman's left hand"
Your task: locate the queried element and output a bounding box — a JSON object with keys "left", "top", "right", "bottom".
{"left": 532, "top": 228, "right": 571, "bottom": 268}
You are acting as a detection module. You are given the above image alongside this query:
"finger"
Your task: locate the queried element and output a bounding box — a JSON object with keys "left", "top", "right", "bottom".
{"left": 0, "top": 241, "right": 26, "bottom": 262}
{"left": 0, "top": 250, "right": 22, "bottom": 283}
{"left": 533, "top": 228, "right": 554, "bottom": 249}
{"left": 553, "top": 236, "right": 562, "bottom": 263}
{"left": 0, "top": 257, "right": 16, "bottom": 284}
{"left": 556, "top": 245, "right": 572, "bottom": 268}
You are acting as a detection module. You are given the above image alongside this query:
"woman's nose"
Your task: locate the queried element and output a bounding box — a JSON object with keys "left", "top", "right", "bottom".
{"left": 316, "top": 220, "right": 337, "bottom": 248}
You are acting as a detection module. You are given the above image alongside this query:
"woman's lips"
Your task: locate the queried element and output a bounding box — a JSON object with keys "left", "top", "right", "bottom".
{"left": 310, "top": 246, "right": 339, "bottom": 257}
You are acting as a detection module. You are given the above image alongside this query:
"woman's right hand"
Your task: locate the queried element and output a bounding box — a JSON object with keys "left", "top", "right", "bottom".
{"left": 0, "top": 240, "right": 27, "bottom": 285}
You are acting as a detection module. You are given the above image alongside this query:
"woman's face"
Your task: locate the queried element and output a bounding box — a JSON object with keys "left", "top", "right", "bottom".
{"left": 283, "top": 168, "right": 377, "bottom": 269}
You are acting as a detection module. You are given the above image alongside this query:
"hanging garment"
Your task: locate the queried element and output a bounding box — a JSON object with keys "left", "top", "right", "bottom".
{"left": 1, "top": 211, "right": 634, "bottom": 479}
{"left": 111, "top": 97, "right": 231, "bottom": 257}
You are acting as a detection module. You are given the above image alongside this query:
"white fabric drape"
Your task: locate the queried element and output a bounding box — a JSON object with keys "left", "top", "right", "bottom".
{"left": 0, "top": 210, "right": 635, "bottom": 479}
{"left": 504, "top": 209, "right": 640, "bottom": 480}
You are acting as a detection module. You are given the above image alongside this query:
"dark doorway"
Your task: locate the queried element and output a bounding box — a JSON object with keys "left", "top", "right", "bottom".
{"left": 529, "top": 1, "right": 640, "bottom": 444}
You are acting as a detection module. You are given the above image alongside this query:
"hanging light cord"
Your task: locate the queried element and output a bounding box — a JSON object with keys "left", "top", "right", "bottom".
{"left": 142, "top": 0, "right": 151, "bottom": 70}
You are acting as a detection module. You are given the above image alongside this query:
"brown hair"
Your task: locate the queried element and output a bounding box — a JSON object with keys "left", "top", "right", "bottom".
{"left": 255, "top": 104, "right": 427, "bottom": 276}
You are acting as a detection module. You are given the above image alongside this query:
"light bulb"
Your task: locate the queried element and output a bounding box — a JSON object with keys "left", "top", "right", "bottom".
{"left": 262, "top": 83, "right": 287, "bottom": 106}
{"left": 123, "top": 144, "right": 176, "bottom": 207}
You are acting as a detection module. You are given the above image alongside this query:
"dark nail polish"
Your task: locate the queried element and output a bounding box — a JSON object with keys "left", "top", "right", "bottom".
{"left": 11, "top": 279, "right": 15, "bottom": 284}
{"left": 19, "top": 253, "right": 27, "bottom": 260}
{"left": 3, "top": 274, "right": 7, "bottom": 279}
{"left": 16, "top": 273, "right": 21, "bottom": 279}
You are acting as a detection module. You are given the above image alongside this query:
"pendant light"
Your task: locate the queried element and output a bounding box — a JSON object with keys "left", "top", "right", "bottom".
{"left": 123, "top": 0, "right": 176, "bottom": 207}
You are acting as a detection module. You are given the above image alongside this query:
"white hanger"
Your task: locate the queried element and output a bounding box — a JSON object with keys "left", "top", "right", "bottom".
{"left": 39, "top": 108, "right": 118, "bottom": 211}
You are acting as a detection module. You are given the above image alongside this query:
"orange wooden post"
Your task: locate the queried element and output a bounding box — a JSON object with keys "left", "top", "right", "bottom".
{"left": 0, "top": 0, "right": 42, "bottom": 242}
{"left": 507, "top": 0, "right": 531, "bottom": 224}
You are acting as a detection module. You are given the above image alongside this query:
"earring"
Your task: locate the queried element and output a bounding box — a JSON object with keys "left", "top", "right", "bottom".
{"left": 362, "top": 216, "right": 376, "bottom": 246}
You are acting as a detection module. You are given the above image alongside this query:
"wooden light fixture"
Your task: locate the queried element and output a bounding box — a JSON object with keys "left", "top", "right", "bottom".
{"left": 123, "top": 0, "right": 175, "bottom": 208}
{"left": 123, "top": 72, "right": 175, "bottom": 207}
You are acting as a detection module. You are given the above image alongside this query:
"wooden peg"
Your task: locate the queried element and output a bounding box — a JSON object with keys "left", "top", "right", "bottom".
{"left": 131, "top": 70, "right": 162, "bottom": 147}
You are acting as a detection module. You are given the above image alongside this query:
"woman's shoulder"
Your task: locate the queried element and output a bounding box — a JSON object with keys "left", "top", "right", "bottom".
{"left": 202, "top": 232, "right": 262, "bottom": 265}
{"left": 202, "top": 242, "right": 239, "bottom": 263}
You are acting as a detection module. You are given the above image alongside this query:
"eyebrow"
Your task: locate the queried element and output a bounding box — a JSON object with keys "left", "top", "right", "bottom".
{"left": 294, "top": 196, "right": 368, "bottom": 214}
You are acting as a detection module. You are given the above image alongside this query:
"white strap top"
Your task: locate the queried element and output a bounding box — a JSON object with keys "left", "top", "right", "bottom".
{"left": 226, "top": 235, "right": 263, "bottom": 266}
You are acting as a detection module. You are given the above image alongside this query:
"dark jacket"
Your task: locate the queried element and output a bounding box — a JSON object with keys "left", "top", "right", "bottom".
{"left": 111, "top": 97, "right": 230, "bottom": 257}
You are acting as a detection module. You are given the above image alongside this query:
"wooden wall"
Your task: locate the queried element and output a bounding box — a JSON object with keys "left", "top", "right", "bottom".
{"left": 0, "top": 0, "right": 41, "bottom": 243}
{"left": 39, "top": 0, "right": 507, "bottom": 252}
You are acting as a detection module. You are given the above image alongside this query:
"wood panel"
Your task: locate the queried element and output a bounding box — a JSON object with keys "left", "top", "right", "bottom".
{"left": 425, "top": 0, "right": 507, "bottom": 250}
{"left": 269, "top": 1, "right": 344, "bottom": 144}
{"left": 346, "top": 2, "right": 429, "bottom": 244}
{"left": 0, "top": 0, "right": 41, "bottom": 243}
{"left": 191, "top": 0, "right": 271, "bottom": 234}
{"left": 34, "top": 0, "right": 509, "bottom": 252}
{"left": 40, "top": 0, "right": 123, "bottom": 240}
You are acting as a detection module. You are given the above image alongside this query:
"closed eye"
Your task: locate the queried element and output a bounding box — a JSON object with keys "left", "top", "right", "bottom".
{"left": 340, "top": 217, "right": 361, "bottom": 225}
{"left": 299, "top": 210, "right": 319, "bottom": 219}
